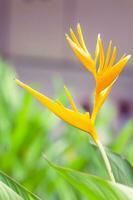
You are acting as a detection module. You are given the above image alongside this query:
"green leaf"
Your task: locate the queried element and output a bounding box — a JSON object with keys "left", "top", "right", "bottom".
{"left": 111, "top": 120, "right": 133, "bottom": 154}
{"left": 0, "top": 171, "right": 41, "bottom": 200}
{"left": 44, "top": 156, "right": 133, "bottom": 200}
{"left": 106, "top": 150, "right": 133, "bottom": 187}
{"left": 0, "top": 181, "right": 23, "bottom": 200}
{"left": 89, "top": 143, "right": 133, "bottom": 187}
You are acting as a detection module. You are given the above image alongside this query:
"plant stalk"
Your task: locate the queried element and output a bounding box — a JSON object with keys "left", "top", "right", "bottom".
{"left": 96, "top": 140, "right": 116, "bottom": 183}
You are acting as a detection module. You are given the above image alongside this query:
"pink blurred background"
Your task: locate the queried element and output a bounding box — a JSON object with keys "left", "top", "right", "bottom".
{"left": 0, "top": 0, "right": 133, "bottom": 119}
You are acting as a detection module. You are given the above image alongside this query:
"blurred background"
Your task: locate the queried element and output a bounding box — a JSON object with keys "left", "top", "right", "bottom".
{"left": 0, "top": 0, "right": 133, "bottom": 199}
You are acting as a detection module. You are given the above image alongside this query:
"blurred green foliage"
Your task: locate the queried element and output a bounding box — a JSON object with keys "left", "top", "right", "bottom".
{"left": 0, "top": 58, "right": 133, "bottom": 199}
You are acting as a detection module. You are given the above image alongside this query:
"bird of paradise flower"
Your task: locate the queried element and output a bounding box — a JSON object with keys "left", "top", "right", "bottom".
{"left": 16, "top": 24, "right": 131, "bottom": 182}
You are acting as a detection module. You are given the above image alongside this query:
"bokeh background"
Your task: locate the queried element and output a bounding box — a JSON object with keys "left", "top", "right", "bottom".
{"left": 0, "top": 0, "right": 133, "bottom": 199}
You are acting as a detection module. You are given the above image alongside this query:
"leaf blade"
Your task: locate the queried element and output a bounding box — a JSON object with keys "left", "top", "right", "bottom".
{"left": 0, "top": 171, "right": 41, "bottom": 200}
{"left": 44, "top": 156, "right": 133, "bottom": 200}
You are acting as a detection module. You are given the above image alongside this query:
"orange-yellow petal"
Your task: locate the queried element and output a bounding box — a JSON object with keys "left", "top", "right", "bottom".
{"left": 96, "top": 55, "right": 131, "bottom": 93}
{"left": 108, "top": 46, "right": 117, "bottom": 68}
{"left": 77, "top": 23, "right": 89, "bottom": 54}
{"left": 64, "top": 85, "right": 78, "bottom": 112}
{"left": 103, "top": 40, "right": 112, "bottom": 70}
{"left": 70, "top": 28, "right": 80, "bottom": 47}
{"left": 91, "top": 83, "right": 113, "bottom": 122}
{"left": 16, "top": 79, "right": 98, "bottom": 141}
{"left": 94, "top": 34, "right": 100, "bottom": 65}
{"left": 98, "top": 35, "right": 105, "bottom": 73}
{"left": 66, "top": 34, "right": 96, "bottom": 76}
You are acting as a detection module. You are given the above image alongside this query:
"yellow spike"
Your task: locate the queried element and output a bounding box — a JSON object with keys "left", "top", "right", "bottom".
{"left": 94, "top": 34, "right": 100, "bottom": 65}
{"left": 108, "top": 46, "right": 117, "bottom": 68}
{"left": 97, "top": 55, "right": 131, "bottom": 92}
{"left": 98, "top": 34, "right": 105, "bottom": 73}
{"left": 64, "top": 85, "right": 78, "bottom": 112}
{"left": 120, "top": 53, "right": 126, "bottom": 60}
{"left": 77, "top": 23, "right": 90, "bottom": 55}
{"left": 91, "top": 84, "right": 112, "bottom": 123}
{"left": 70, "top": 28, "right": 80, "bottom": 47}
{"left": 16, "top": 79, "right": 58, "bottom": 113}
{"left": 66, "top": 34, "right": 96, "bottom": 76}
{"left": 103, "top": 40, "right": 112, "bottom": 70}
{"left": 16, "top": 79, "right": 98, "bottom": 141}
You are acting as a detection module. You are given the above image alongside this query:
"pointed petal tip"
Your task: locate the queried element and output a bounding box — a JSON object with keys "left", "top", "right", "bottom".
{"left": 65, "top": 34, "right": 70, "bottom": 40}
{"left": 15, "top": 79, "right": 28, "bottom": 89}
{"left": 123, "top": 54, "right": 131, "bottom": 61}
{"left": 127, "top": 54, "right": 131, "bottom": 60}
{"left": 98, "top": 33, "right": 101, "bottom": 39}
{"left": 64, "top": 85, "right": 67, "bottom": 90}
{"left": 77, "top": 23, "right": 81, "bottom": 28}
{"left": 64, "top": 85, "right": 70, "bottom": 95}
{"left": 70, "top": 27, "right": 73, "bottom": 32}
{"left": 113, "top": 46, "right": 117, "bottom": 54}
{"left": 16, "top": 78, "right": 21, "bottom": 85}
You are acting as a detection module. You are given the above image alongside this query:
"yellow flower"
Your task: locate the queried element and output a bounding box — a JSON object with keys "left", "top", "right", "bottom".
{"left": 66, "top": 24, "right": 131, "bottom": 122}
{"left": 16, "top": 79, "right": 97, "bottom": 142}
{"left": 16, "top": 24, "right": 131, "bottom": 144}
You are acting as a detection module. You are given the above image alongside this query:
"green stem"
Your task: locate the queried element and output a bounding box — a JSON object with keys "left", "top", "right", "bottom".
{"left": 96, "top": 140, "right": 116, "bottom": 182}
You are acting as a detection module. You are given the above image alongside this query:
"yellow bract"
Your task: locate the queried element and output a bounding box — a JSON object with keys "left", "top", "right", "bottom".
{"left": 16, "top": 79, "right": 97, "bottom": 142}
{"left": 66, "top": 23, "right": 131, "bottom": 122}
{"left": 16, "top": 24, "right": 131, "bottom": 143}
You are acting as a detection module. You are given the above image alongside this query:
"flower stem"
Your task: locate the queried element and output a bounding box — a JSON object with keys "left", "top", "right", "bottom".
{"left": 96, "top": 140, "right": 116, "bottom": 182}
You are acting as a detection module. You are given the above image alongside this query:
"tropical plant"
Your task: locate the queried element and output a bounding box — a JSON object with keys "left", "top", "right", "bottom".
{"left": 0, "top": 23, "right": 133, "bottom": 200}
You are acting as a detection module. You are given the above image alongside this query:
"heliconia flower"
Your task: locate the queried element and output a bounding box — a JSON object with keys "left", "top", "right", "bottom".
{"left": 16, "top": 79, "right": 98, "bottom": 142}
{"left": 16, "top": 24, "right": 131, "bottom": 182}
{"left": 16, "top": 24, "right": 131, "bottom": 144}
{"left": 66, "top": 24, "right": 131, "bottom": 122}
